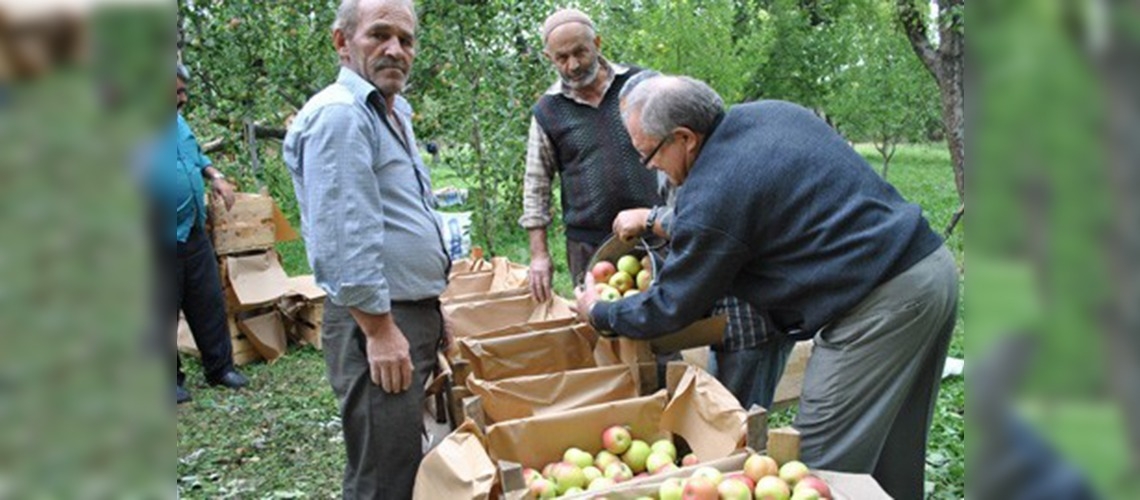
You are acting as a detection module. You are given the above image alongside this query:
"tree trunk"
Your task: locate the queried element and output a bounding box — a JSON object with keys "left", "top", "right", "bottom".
{"left": 898, "top": 0, "right": 965, "bottom": 205}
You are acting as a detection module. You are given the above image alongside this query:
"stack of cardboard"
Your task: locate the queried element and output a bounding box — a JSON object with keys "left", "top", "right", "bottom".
{"left": 176, "top": 192, "right": 326, "bottom": 366}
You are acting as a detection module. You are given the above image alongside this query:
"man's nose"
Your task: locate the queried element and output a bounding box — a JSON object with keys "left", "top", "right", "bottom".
{"left": 379, "top": 37, "right": 404, "bottom": 59}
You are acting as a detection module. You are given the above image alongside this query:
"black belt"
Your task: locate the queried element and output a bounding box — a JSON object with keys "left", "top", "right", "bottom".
{"left": 391, "top": 297, "right": 441, "bottom": 308}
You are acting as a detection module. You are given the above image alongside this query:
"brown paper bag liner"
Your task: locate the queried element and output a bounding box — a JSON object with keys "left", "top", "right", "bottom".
{"left": 412, "top": 420, "right": 496, "bottom": 500}
{"left": 467, "top": 365, "right": 640, "bottom": 424}
{"left": 441, "top": 271, "right": 496, "bottom": 299}
{"left": 485, "top": 391, "right": 672, "bottom": 469}
{"left": 442, "top": 287, "right": 531, "bottom": 305}
{"left": 237, "top": 310, "right": 288, "bottom": 363}
{"left": 458, "top": 324, "right": 598, "bottom": 381}
{"left": 443, "top": 293, "right": 574, "bottom": 339}
{"left": 660, "top": 364, "right": 747, "bottom": 461}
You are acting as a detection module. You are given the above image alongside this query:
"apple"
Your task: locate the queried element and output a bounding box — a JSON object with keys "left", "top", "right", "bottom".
{"left": 621, "top": 439, "right": 652, "bottom": 473}
{"left": 754, "top": 476, "right": 792, "bottom": 500}
{"left": 794, "top": 476, "right": 833, "bottom": 499}
{"left": 650, "top": 439, "right": 677, "bottom": 460}
{"left": 718, "top": 477, "right": 754, "bottom": 500}
{"left": 725, "top": 473, "right": 756, "bottom": 490}
{"left": 591, "top": 261, "right": 616, "bottom": 283}
{"left": 690, "top": 466, "right": 723, "bottom": 486}
{"left": 636, "top": 269, "right": 652, "bottom": 291}
{"left": 529, "top": 477, "right": 557, "bottom": 499}
{"left": 743, "top": 453, "right": 780, "bottom": 482}
{"left": 680, "top": 453, "right": 699, "bottom": 467}
{"left": 597, "top": 285, "right": 622, "bottom": 301}
{"left": 541, "top": 462, "right": 557, "bottom": 478}
{"left": 562, "top": 486, "right": 584, "bottom": 496}
{"left": 594, "top": 450, "right": 620, "bottom": 470}
{"left": 654, "top": 463, "right": 680, "bottom": 475}
{"left": 587, "top": 476, "right": 616, "bottom": 491}
{"left": 791, "top": 488, "right": 821, "bottom": 500}
{"left": 522, "top": 467, "right": 542, "bottom": 485}
{"left": 603, "top": 461, "right": 633, "bottom": 482}
{"left": 601, "top": 425, "right": 632, "bottom": 455}
{"left": 617, "top": 254, "right": 641, "bottom": 275}
{"left": 551, "top": 462, "right": 587, "bottom": 494}
{"left": 778, "top": 461, "right": 810, "bottom": 487}
{"left": 582, "top": 465, "right": 602, "bottom": 483}
{"left": 645, "top": 452, "right": 674, "bottom": 474}
{"left": 659, "top": 478, "right": 685, "bottom": 500}
{"left": 563, "top": 447, "right": 594, "bottom": 469}
{"left": 640, "top": 254, "right": 652, "bottom": 272}
{"left": 682, "top": 476, "right": 719, "bottom": 500}
{"left": 609, "top": 271, "right": 634, "bottom": 293}
{"left": 623, "top": 289, "right": 640, "bottom": 298}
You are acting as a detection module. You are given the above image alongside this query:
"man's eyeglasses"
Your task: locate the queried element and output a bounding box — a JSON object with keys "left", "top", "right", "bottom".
{"left": 640, "top": 136, "right": 670, "bottom": 168}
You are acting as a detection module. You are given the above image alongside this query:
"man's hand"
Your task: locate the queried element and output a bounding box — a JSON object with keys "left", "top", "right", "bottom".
{"left": 529, "top": 253, "right": 554, "bottom": 303}
{"left": 211, "top": 177, "right": 237, "bottom": 211}
{"left": 572, "top": 273, "right": 599, "bottom": 325}
{"left": 350, "top": 310, "right": 413, "bottom": 393}
{"left": 613, "top": 208, "right": 651, "bottom": 242}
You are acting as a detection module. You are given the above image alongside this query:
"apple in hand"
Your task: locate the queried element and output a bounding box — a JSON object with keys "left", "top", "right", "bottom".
{"left": 597, "top": 285, "right": 622, "bottom": 301}
{"left": 617, "top": 254, "right": 641, "bottom": 275}
{"left": 636, "top": 269, "right": 652, "bottom": 291}
{"left": 609, "top": 271, "right": 634, "bottom": 293}
{"left": 591, "top": 261, "right": 616, "bottom": 283}
{"left": 601, "top": 425, "right": 632, "bottom": 454}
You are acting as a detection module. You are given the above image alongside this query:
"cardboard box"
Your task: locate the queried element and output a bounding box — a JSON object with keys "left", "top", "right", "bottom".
{"left": 208, "top": 192, "right": 298, "bottom": 255}
{"left": 456, "top": 323, "right": 600, "bottom": 381}
{"left": 443, "top": 293, "right": 575, "bottom": 340}
{"left": 441, "top": 257, "right": 529, "bottom": 303}
{"left": 465, "top": 365, "right": 642, "bottom": 424}
{"left": 177, "top": 314, "right": 262, "bottom": 366}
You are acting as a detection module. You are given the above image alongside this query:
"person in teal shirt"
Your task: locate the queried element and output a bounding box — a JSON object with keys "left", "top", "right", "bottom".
{"left": 171, "top": 63, "right": 247, "bottom": 404}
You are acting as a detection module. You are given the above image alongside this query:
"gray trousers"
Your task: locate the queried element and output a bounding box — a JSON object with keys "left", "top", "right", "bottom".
{"left": 323, "top": 299, "right": 443, "bottom": 500}
{"left": 794, "top": 246, "right": 958, "bottom": 500}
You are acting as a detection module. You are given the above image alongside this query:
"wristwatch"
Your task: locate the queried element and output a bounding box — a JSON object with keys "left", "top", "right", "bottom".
{"left": 644, "top": 206, "right": 660, "bottom": 235}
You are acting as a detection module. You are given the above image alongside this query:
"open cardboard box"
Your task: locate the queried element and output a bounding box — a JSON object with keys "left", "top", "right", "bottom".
{"left": 208, "top": 192, "right": 298, "bottom": 255}
{"left": 441, "top": 257, "right": 530, "bottom": 303}
{"left": 443, "top": 293, "right": 576, "bottom": 340}
{"left": 464, "top": 364, "right": 643, "bottom": 425}
{"left": 456, "top": 323, "right": 601, "bottom": 382}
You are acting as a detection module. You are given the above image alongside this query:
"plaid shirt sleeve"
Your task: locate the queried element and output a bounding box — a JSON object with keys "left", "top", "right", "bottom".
{"left": 711, "top": 295, "right": 774, "bottom": 351}
{"left": 519, "top": 117, "right": 558, "bottom": 229}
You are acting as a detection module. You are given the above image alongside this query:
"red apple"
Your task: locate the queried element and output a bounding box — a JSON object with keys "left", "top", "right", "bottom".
{"left": 682, "top": 476, "right": 719, "bottom": 500}
{"left": 601, "top": 425, "right": 632, "bottom": 454}
{"left": 591, "top": 261, "right": 616, "bottom": 283}
{"left": 609, "top": 271, "right": 634, "bottom": 293}
{"left": 621, "top": 440, "right": 652, "bottom": 473}
{"left": 754, "top": 476, "right": 792, "bottom": 500}
{"left": 743, "top": 453, "right": 779, "bottom": 482}
{"left": 794, "top": 475, "right": 833, "bottom": 499}
{"left": 636, "top": 269, "right": 652, "bottom": 291}
{"left": 778, "top": 461, "right": 810, "bottom": 487}
{"left": 617, "top": 254, "right": 641, "bottom": 275}
{"left": 681, "top": 453, "right": 699, "bottom": 467}
{"left": 658, "top": 478, "right": 685, "bottom": 500}
{"left": 718, "top": 477, "right": 754, "bottom": 500}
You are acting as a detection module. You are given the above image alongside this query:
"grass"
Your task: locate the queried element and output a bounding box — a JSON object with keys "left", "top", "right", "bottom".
{"left": 178, "top": 142, "right": 965, "bottom": 498}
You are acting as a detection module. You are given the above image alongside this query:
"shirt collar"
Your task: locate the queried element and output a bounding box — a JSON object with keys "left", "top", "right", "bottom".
{"left": 545, "top": 57, "right": 629, "bottom": 104}
{"left": 337, "top": 66, "right": 384, "bottom": 104}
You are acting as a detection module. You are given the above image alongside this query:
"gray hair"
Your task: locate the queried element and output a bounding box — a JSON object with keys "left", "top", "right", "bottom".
{"left": 176, "top": 63, "right": 190, "bottom": 82}
{"left": 618, "top": 70, "right": 660, "bottom": 103}
{"left": 622, "top": 75, "right": 725, "bottom": 140}
{"left": 333, "top": 0, "right": 417, "bottom": 35}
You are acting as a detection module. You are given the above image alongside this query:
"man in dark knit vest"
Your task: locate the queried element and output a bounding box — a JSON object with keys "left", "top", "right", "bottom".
{"left": 520, "top": 8, "right": 662, "bottom": 302}
{"left": 576, "top": 75, "right": 959, "bottom": 500}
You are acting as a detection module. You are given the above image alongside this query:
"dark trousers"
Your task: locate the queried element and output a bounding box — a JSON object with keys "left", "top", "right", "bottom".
{"left": 323, "top": 299, "right": 443, "bottom": 500}
{"left": 565, "top": 237, "right": 598, "bottom": 286}
{"left": 175, "top": 226, "right": 235, "bottom": 386}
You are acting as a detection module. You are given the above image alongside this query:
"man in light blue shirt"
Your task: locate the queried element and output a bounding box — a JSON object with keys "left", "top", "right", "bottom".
{"left": 283, "top": 1, "right": 449, "bottom": 497}
{"left": 170, "top": 63, "right": 248, "bottom": 404}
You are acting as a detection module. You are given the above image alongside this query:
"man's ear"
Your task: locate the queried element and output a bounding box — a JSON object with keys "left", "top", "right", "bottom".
{"left": 333, "top": 29, "right": 350, "bottom": 61}
{"left": 594, "top": 34, "right": 603, "bottom": 51}
{"left": 677, "top": 127, "right": 701, "bottom": 155}
{"left": 541, "top": 47, "right": 553, "bottom": 63}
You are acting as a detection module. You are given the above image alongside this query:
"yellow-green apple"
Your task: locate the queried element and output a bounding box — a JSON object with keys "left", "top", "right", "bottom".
{"left": 754, "top": 476, "right": 792, "bottom": 500}
{"left": 591, "top": 261, "right": 617, "bottom": 283}
{"left": 650, "top": 439, "right": 677, "bottom": 460}
{"left": 793, "top": 476, "right": 832, "bottom": 499}
{"left": 617, "top": 254, "right": 641, "bottom": 275}
{"left": 791, "top": 488, "right": 820, "bottom": 500}
{"left": 682, "top": 476, "right": 719, "bottom": 500}
{"left": 690, "top": 466, "right": 724, "bottom": 485}
{"left": 636, "top": 269, "right": 652, "bottom": 291}
{"left": 623, "top": 289, "right": 640, "bottom": 298}
{"left": 725, "top": 473, "right": 756, "bottom": 490}
{"left": 621, "top": 439, "right": 652, "bottom": 473}
{"left": 587, "top": 477, "right": 616, "bottom": 491}
{"left": 601, "top": 425, "right": 632, "bottom": 454}
{"left": 645, "top": 452, "right": 673, "bottom": 474}
{"left": 658, "top": 478, "right": 684, "bottom": 500}
{"left": 743, "top": 453, "right": 779, "bottom": 482}
{"left": 597, "top": 285, "right": 622, "bottom": 301}
{"left": 594, "top": 450, "right": 621, "bottom": 470}
{"left": 603, "top": 461, "right": 633, "bottom": 482}
{"left": 681, "top": 453, "right": 699, "bottom": 467}
{"left": 609, "top": 271, "right": 634, "bottom": 293}
{"left": 563, "top": 447, "right": 594, "bottom": 469}
{"left": 551, "top": 462, "right": 587, "bottom": 494}
{"left": 582, "top": 465, "right": 602, "bottom": 483}
{"left": 718, "top": 477, "right": 754, "bottom": 500}
{"left": 562, "top": 486, "right": 584, "bottom": 496}
{"left": 778, "top": 461, "right": 810, "bottom": 487}
{"left": 529, "top": 477, "right": 557, "bottom": 499}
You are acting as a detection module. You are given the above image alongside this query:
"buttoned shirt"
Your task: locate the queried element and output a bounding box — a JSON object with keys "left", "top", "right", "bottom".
{"left": 284, "top": 68, "right": 449, "bottom": 315}
{"left": 173, "top": 114, "right": 211, "bottom": 243}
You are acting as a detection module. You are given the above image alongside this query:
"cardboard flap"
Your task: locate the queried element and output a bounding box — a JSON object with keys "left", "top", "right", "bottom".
{"left": 444, "top": 293, "right": 575, "bottom": 339}
{"left": 485, "top": 391, "right": 671, "bottom": 469}
{"left": 660, "top": 366, "right": 747, "bottom": 461}
{"left": 648, "top": 315, "right": 726, "bottom": 353}
{"left": 458, "top": 324, "right": 598, "bottom": 381}
{"left": 441, "top": 271, "right": 496, "bottom": 299}
{"left": 284, "top": 275, "right": 326, "bottom": 300}
{"left": 816, "top": 470, "right": 893, "bottom": 500}
{"left": 412, "top": 421, "right": 496, "bottom": 500}
{"left": 487, "top": 257, "right": 529, "bottom": 290}
{"left": 225, "top": 251, "right": 291, "bottom": 305}
{"left": 238, "top": 311, "right": 287, "bottom": 363}
{"left": 467, "top": 365, "right": 640, "bottom": 423}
